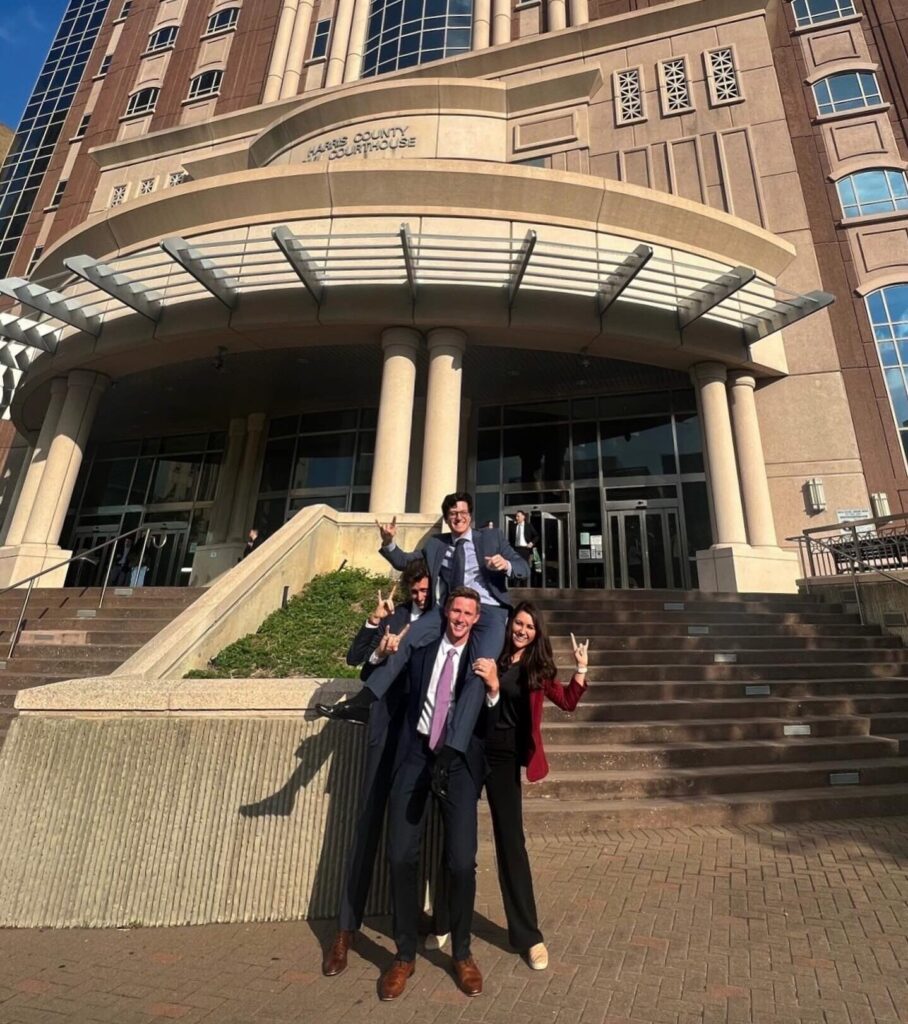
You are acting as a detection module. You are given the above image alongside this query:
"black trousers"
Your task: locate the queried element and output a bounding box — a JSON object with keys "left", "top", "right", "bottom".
{"left": 484, "top": 729, "right": 543, "bottom": 951}
{"left": 388, "top": 739, "right": 481, "bottom": 962}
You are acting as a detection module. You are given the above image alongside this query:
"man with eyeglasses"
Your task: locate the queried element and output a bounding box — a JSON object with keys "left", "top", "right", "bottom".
{"left": 316, "top": 492, "right": 526, "bottom": 739}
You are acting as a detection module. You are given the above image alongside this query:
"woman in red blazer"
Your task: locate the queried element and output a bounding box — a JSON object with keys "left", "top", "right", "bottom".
{"left": 474, "top": 601, "right": 589, "bottom": 972}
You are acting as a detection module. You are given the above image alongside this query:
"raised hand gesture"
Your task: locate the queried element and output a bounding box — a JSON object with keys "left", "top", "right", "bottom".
{"left": 368, "top": 584, "right": 397, "bottom": 625}
{"left": 375, "top": 515, "right": 397, "bottom": 547}
{"left": 570, "top": 631, "right": 590, "bottom": 670}
{"left": 375, "top": 621, "right": 410, "bottom": 659}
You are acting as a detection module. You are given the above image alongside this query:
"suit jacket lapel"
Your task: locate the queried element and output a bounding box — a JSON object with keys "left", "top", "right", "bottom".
{"left": 415, "top": 638, "right": 443, "bottom": 708}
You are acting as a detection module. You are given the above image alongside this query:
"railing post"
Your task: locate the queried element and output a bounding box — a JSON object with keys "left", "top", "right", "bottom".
{"left": 8, "top": 578, "right": 35, "bottom": 660}
{"left": 849, "top": 524, "right": 864, "bottom": 625}
{"left": 98, "top": 538, "right": 120, "bottom": 610}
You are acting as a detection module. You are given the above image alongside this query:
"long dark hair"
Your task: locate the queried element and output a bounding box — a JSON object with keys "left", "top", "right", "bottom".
{"left": 497, "top": 601, "right": 557, "bottom": 692}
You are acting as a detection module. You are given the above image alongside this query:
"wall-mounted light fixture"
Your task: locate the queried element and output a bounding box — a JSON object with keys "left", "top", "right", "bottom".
{"left": 806, "top": 477, "right": 826, "bottom": 514}
{"left": 871, "top": 492, "right": 891, "bottom": 518}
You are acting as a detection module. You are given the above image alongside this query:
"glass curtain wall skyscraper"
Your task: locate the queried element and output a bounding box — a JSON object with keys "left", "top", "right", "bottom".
{"left": 0, "top": 0, "right": 111, "bottom": 275}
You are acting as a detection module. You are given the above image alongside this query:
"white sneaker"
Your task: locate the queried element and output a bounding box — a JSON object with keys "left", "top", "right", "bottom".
{"left": 425, "top": 932, "right": 450, "bottom": 950}
{"left": 527, "top": 943, "right": 548, "bottom": 970}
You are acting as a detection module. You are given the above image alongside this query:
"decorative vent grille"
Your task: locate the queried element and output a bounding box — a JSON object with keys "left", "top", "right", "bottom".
{"left": 706, "top": 48, "right": 742, "bottom": 103}
{"left": 660, "top": 57, "right": 693, "bottom": 114}
{"left": 166, "top": 171, "right": 187, "bottom": 188}
{"left": 110, "top": 184, "right": 127, "bottom": 207}
{"left": 615, "top": 68, "right": 645, "bottom": 124}
{"left": 139, "top": 178, "right": 155, "bottom": 196}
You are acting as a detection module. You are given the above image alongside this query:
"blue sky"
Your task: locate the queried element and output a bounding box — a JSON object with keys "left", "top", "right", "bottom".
{"left": 0, "top": 0, "right": 70, "bottom": 130}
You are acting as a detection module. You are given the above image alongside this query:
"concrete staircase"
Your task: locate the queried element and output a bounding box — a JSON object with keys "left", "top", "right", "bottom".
{"left": 518, "top": 587, "right": 908, "bottom": 832}
{"left": 0, "top": 587, "right": 204, "bottom": 748}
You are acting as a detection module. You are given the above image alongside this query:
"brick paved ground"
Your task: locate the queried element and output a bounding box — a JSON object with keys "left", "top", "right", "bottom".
{"left": 2, "top": 817, "right": 908, "bottom": 1024}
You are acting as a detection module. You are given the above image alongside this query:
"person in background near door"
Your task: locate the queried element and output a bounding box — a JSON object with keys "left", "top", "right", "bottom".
{"left": 315, "top": 492, "right": 527, "bottom": 727}
{"left": 241, "top": 527, "right": 262, "bottom": 559}
{"left": 473, "top": 602, "right": 589, "bottom": 971}
{"left": 322, "top": 560, "right": 434, "bottom": 978}
{"left": 484, "top": 520, "right": 495, "bottom": 529}
{"left": 509, "top": 511, "right": 538, "bottom": 586}
{"left": 109, "top": 537, "right": 134, "bottom": 587}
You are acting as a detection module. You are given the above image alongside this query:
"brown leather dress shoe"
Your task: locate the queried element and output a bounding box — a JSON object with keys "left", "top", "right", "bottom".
{"left": 322, "top": 930, "right": 355, "bottom": 976}
{"left": 453, "top": 956, "right": 483, "bottom": 996}
{"left": 379, "top": 959, "right": 415, "bottom": 1000}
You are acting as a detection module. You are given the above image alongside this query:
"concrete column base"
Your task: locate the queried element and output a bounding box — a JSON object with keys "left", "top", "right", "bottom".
{"left": 695, "top": 544, "right": 800, "bottom": 594}
{"left": 189, "top": 542, "right": 246, "bottom": 586}
{"left": 0, "top": 544, "right": 74, "bottom": 589}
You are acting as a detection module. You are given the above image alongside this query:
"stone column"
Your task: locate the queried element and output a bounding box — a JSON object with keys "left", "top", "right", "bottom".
{"left": 473, "top": 0, "right": 491, "bottom": 49}
{"left": 23, "top": 370, "right": 108, "bottom": 548}
{"left": 547, "top": 0, "right": 567, "bottom": 31}
{"left": 343, "top": 0, "right": 372, "bottom": 81}
{"left": 207, "top": 418, "right": 247, "bottom": 544}
{"left": 228, "top": 414, "right": 267, "bottom": 543}
{"left": 491, "top": 0, "right": 511, "bottom": 45}
{"left": 280, "top": 0, "right": 317, "bottom": 98}
{"left": 420, "top": 328, "right": 465, "bottom": 515}
{"left": 325, "top": 0, "right": 356, "bottom": 86}
{"left": 569, "top": 0, "right": 588, "bottom": 25}
{"left": 263, "top": 0, "right": 300, "bottom": 102}
{"left": 370, "top": 328, "right": 420, "bottom": 513}
{"left": 728, "top": 372, "right": 778, "bottom": 547}
{"left": 690, "top": 362, "right": 746, "bottom": 546}
{"left": 4, "top": 378, "right": 67, "bottom": 547}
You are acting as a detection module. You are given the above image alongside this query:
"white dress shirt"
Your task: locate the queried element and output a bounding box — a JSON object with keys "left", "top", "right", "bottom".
{"left": 515, "top": 521, "right": 526, "bottom": 547}
{"left": 417, "top": 635, "right": 467, "bottom": 736}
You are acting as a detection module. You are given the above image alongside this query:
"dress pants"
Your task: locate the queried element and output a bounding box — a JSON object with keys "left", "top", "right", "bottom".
{"left": 337, "top": 698, "right": 404, "bottom": 931}
{"left": 484, "top": 728, "right": 543, "bottom": 951}
{"left": 388, "top": 738, "right": 481, "bottom": 962}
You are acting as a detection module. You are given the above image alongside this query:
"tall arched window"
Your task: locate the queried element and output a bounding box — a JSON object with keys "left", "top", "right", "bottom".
{"left": 361, "top": 0, "right": 472, "bottom": 78}
{"left": 866, "top": 284, "right": 908, "bottom": 461}
{"left": 147, "top": 25, "right": 178, "bottom": 53}
{"left": 813, "top": 71, "right": 882, "bottom": 116}
{"left": 188, "top": 69, "right": 224, "bottom": 100}
{"left": 125, "top": 87, "right": 160, "bottom": 117}
{"left": 837, "top": 169, "right": 908, "bottom": 219}
{"left": 206, "top": 7, "right": 239, "bottom": 34}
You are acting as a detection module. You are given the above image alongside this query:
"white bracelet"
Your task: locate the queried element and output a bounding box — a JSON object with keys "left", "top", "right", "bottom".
{"left": 574, "top": 666, "right": 588, "bottom": 674}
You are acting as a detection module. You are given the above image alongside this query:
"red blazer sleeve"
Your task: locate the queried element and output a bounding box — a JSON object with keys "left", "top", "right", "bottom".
{"left": 542, "top": 676, "right": 586, "bottom": 712}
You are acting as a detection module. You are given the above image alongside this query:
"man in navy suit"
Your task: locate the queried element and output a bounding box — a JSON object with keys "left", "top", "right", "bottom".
{"left": 321, "top": 560, "right": 431, "bottom": 978}
{"left": 316, "top": 492, "right": 527, "bottom": 733}
{"left": 378, "top": 587, "right": 493, "bottom": 1000}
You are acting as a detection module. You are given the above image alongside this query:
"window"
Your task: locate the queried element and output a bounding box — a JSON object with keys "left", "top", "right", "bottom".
{"left": 110, "top": 184, "right": 128, "bottom": 207}
{"left": 866, "top": 285, "right": 908, "bottom": 463}
{"left": 658, "top": 57, "right": 693, "bottom": 115}
{"left": 73, "top": 113, "right": 91, "bottom": 139}
{"left": 615, "top": 68, "right": 645, "bottom": 124}
{"left": 792, "top": 0, "right": 857, "bottom": 28}
{"left": 125, "top": 87, "right": 160, "bottom": 117}
{"left": 837, "top": 169, "right": 908, "bottom": 219}
{"left": 205, "top": 7, "right": 239, "bottom": 34}
{"left": 26, "top": 246, "right": 44, "bottom": 275}
{"left": 705, "top": 48, "right": 742, "bottom": 104}
{"left": 139, "top": 178, "right": 155, "bottom": 195}
{"left": 98, "top": 53, "right": 113, "bottom": 77}
{"left": 362, "top": 0, "right": 473, "bottom": 78}
{"left": 187, "top": 69, "right": 223, "bottom": 100}
{"left": 49, "top": 179, "right": 68, "bottom": 208}
{"left": 813, "top": 71, "right": 882, "bottom": 115}
{"left": 166, "top": 170, "right": 187, "bottom": 187}
{"left": 147, "top": 25, "right": 178, "bottom": 52}
{"left": 311, "top": 19, "right": 331, "bottom": 59}
{"left": 118, "top": 0, "right": 132, "bottom": 18}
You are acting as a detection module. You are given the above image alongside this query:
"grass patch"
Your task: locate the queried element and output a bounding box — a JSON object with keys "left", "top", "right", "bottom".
{"left": 185, "top": 566, "right": 393, "bottom": 678}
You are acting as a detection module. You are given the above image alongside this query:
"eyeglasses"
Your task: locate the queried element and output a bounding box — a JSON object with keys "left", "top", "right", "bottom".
{"left": 447, "top": 511, "right": 471, "bottom": 520}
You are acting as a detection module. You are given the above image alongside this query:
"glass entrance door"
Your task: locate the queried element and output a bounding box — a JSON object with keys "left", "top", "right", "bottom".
{"left": 607, "top": 506, "right": 685, "bottom": 589}
{"left": 503, "top": 505, "right": 572, "bottom": 588}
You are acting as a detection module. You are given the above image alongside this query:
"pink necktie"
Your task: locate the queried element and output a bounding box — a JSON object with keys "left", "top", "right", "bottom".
{"left": 428, "top": 649, "right": 456, "bottom": 751}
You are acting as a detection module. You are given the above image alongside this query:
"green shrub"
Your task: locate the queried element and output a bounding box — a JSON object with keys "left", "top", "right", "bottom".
{"left": 185, "top": 566, "right": 394, "bottom": 678}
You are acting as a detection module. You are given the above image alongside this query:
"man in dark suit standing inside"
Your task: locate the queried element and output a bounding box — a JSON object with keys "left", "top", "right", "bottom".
{"left": 316, "top": 491, "right": 527, "bottom": 729}
{"left": 379, "top": 586, "right": 493, "bottom": 999}
{"left": 509, "top": 510, "right": 538, "bottom": 585}
{"left": 321, "top": 561, "right": 431, "bottom": 977}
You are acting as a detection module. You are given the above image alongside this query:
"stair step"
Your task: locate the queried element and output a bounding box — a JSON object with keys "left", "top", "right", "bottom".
{"left": 551, "top": 694, "right": 908, "bottom": 721}
{"left": 582, "top": 663, "right": 908, "bottom": 681}
{"left": 549, "top": 635, "right": 899, "bottom": 650}
{"left": 566, "top": 679, "right": 908, "bottom": 699}
{"left": 525, "top": 758, "right": 908, "bottom": 800}
{"left": 540, "top": 716, "right": 871, "bottom": 742}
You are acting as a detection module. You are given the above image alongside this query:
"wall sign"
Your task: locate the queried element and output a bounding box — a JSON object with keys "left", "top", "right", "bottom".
{"left": 305, "top": 125, "right": 417, "bottom": 162}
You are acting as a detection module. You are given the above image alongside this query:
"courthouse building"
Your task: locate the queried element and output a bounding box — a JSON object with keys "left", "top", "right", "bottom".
{"left": 0, "top": 0, "right": 906, "bottom": 592}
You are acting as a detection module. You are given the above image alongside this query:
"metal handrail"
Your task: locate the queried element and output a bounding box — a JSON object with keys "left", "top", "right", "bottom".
{"left": 1, "top": 525, "right": 167, "bottom": 661}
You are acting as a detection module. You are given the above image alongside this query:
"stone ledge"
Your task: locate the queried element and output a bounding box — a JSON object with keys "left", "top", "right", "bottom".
{"left": 15, "top": 676, "right": 353, "bottom": 713}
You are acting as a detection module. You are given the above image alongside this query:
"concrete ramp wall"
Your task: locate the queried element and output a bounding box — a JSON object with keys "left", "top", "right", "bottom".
{"left": 0, "top": 678, "right": 441, "bottom": 929}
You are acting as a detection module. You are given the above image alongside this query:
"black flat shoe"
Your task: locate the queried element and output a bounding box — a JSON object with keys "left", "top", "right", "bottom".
{"left": 315, "top": 700, "right": 370, "bottom": 725}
